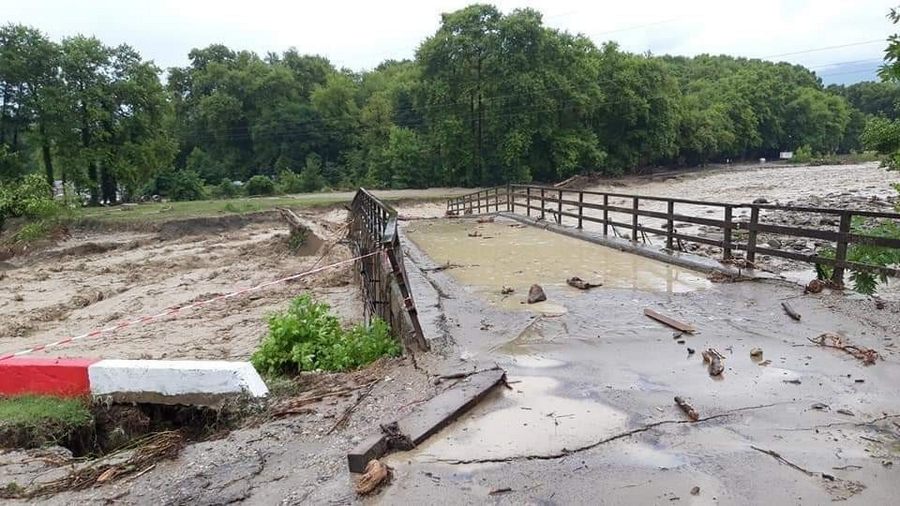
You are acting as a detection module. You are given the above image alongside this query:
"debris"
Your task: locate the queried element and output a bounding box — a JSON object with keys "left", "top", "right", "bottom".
{"left": 690, "top": 486, "right": 700, "bottom": 496}
{"left": 781, "top": 301, "right": 801, "bottom": 321}
{"left": 277, "top": 207, "right": 313, "bottom": 247}
{"left": 883, "top": 460, "right": 894, "bottom": 467}
{"left": 758, "top": 360, "right": 772, "bottom": 366}
{"left": 355, "top": 459, "right": 390, "bottom": 496}
{"left": 500, "top": 286, "right": 514, "bottom": 295}
{"left": 805, "top": 279, "right": 825, "bottom": 294}
{"left": 783, "top": 379, "right": 802, "bottom": 384}
{"left": 644, "top": 308, "right": 696, "bottom": 334}
{"left": 836, "top": 409, "right": 854, "bottom": 417}
{"left": 811, "top": 402, "right": 829, "bottom": 411}
{"left": 753, "top": 197, "right": 769, "bottom": 204}
{"left": 750, "top": 445, "right": 866, "bottom": 500}
{"left": 467, "top": 230, "right": 481, "bottom": 237}
{"left": 677, "top": 339, "right": 685, "bottom": 345}
{"left": 527, "top": 284, "right": 547, "bottom": 304}
{"left": 380, "top": 421, "right": 415, "bottom": 451}
{"left": 854, "top": 379, "right": 865, "bottom": 383}
{"left": 701, "top": 349, "right": 724, "bottom": 376}
{"left": 750, "top": 348, "right": 763, "bottom": 358}
{"left": 327, "top": 383, "right": 377, "bottom": 435}
{"left": 476, "top": 216, "right": 495, "bottom": 223}
{"left": 687, "top": 347, "right": 695, "bottom": 355}
{"left": 271, "top": 380, "right": 378, "bottom": 418}
{"left": 566, "top": 276, "right": 602, "bottom": 290}
{"left": 674, "top": 396, "right": 700, "bottom": 421}
{"left": 424, "top": 261, "right": 467, "bottom": 272}
{"left": 808, "top": 333, "right": 879, "bottom": 365}
{"left": 489, "top": 487, "right": 513, "bottom": 496}
{"left": 433, "top": 366, "right": 503, "bottom": 385}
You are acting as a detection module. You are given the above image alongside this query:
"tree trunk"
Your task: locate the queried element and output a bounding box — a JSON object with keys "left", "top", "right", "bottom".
{"left": 100, "top": 164, "right": 117, "bottom": 205}
{"left": 40, "top": 123, "right": 54, "bottom": 186}
{"left": 476, "top": 57, "right": 484, "bottom": 185}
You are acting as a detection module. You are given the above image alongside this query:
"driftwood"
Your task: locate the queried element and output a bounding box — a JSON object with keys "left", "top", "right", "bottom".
{"left": 701, "top": 348, "right": 725, "bottom": 376}
{"left": 781, "top": 301, "right": 801, "bottom": 321}
{"left": 674, "top": 396, "right": 699, "bottom": 421}
{"left": 808, "top": 333, "right": 879, "bottom": 365}
{"left": 277, "top": 207, "right": 309, "bottom": 236}
{"left": 644, "top": 308, "right": 695, "bottom": 334}
{"left": 355, "top": 459, "right": 390, "bottom": 495}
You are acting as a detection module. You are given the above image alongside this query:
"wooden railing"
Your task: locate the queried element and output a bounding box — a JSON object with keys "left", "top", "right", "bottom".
{"left": 446, "top": 184, "right": 900, "bottom": 285}
{"left": 349, "top": 189, "right": 427, "bottom": 352}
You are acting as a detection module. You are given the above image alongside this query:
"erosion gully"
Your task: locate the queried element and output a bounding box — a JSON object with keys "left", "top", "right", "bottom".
{"left": 382, "top": 216, "right": 900, "bottom": 505}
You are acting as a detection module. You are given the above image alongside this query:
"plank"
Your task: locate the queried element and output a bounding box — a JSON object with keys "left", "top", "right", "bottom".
{"left": 644, "top": 308, "right": 696, "bottom": 334}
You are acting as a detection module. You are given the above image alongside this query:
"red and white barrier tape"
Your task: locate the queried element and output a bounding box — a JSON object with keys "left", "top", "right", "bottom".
{"left": 0, "top": 250, "right": 381, "bottom": 362}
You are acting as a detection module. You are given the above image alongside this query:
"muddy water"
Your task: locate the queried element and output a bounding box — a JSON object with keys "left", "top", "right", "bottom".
{"left": 405, "top": 219, "right": 710, "bottom": 310}
{"left": 390, "top": 376, "right": 628, "bottom": 463}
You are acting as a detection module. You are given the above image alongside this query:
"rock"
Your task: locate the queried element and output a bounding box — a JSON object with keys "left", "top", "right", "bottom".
{"left": 767, "top": 239, "right": 782, "bottom": 249}
{"left": 753, "top": 197, "right": 769, "bottom": 204}
{"left": 805, "top": 279, "right": 825, "bottom": 294}
{"left": 527, "top": 284, "right": 547, "bottom": 304}
{"left": 691, "top": 486, "right": 701, "bottom": 496}
{"left": 566, "top": 277, "right": 601, "bottom": 290}
{"left": 750, "top": 348, "right": 763, "bottom": 358}
{"left": 500, "top": 286, "right": 514, "bottom": 295}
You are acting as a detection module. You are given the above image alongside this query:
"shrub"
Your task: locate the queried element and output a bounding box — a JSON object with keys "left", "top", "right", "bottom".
{"left": 818, "top": 218, "right": 900, "bottom": 295}
{"left": 276, "top": 170, "right": 304, "bottom": 194}
{"left": 0, "top": 174, "right": 65, "bottom": 236}
{"left": 251, "top": 295, "right": 401, "bottom": 375}
{"left": 791, "top": 145, "right": 813, "bottom": 164}
{"left": 245, "top": 175, "right": 276, "bottom": 196}
{"left": 168, "top": 170, "right": 206, "bottom": 201}
{"left": 213, "top": 178, "right": 241, "bottom": 199}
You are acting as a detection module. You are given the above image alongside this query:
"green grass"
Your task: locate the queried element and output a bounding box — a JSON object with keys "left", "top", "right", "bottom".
{"left": 0, "top": 395, "right": 92, "bottom": 428}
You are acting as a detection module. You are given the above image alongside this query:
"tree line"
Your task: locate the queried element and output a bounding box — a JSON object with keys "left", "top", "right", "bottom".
{"left": 1, "top": 4, "right": 898, "bottom": 202}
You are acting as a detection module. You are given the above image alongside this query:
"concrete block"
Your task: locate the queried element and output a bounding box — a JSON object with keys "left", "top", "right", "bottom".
{"left": 0, "top": 357, "right": 97, "bottom": 397}
{"left": 88, "top": 360, "right": 268, "bottom": 405}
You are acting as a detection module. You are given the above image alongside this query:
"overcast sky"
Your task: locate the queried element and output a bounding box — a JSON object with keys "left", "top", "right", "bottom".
{"left": 2, "top": 0, "right": 895, "bottom": 82}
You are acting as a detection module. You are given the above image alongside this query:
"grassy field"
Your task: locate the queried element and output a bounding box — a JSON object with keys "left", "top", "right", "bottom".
{"left": 72, "top": 188, "right": 471, "bottom": 225}
{"left": 0, "top": 395, "right": 91, "bottom": 427}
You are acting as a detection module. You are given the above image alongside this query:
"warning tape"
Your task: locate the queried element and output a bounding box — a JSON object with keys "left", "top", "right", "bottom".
{"left": 0, "top": 250, "right": 381, "bottom": 362}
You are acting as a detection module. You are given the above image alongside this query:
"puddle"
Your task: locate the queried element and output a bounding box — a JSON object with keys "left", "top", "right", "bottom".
{"left": 406, "top": 219, "right": 710, "bottom": 309}
{"left": 398, "top": 376, "right": 628, "bottom": 462}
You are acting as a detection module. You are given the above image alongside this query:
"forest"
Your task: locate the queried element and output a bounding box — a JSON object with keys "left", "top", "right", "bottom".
{"left": 1, "top": 4, "right": 899, "bottom": 203}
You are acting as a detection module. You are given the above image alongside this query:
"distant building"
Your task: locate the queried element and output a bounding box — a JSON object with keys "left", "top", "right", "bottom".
{"left": 779, "top": 151, "right": 793, "bottom": 160}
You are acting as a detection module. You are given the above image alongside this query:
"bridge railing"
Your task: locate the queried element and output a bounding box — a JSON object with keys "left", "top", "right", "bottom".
{"left": 349, "top": 189, "right": 427, "bottom": 352}
{"left": 446, "top": 184, "right": 900, "bottom": 286}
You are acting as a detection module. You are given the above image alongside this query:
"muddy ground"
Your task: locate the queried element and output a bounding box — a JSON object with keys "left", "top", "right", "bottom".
{"left": 1, "top": 165, "right": 898, "bottom": 504}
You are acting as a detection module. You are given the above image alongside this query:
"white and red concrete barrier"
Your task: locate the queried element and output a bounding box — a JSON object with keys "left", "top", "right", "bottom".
{"left": 0, "top": 358, "right": 268, "bottom": 405}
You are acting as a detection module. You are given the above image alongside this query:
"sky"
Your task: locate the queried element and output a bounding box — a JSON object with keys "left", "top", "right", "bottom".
{"left": 2, "top": 0, "right": 896, "bottom": 84}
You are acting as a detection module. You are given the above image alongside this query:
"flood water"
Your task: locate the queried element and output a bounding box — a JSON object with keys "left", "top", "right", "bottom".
{"left": 405, "top": 219, "right": 710, "bottom": 310}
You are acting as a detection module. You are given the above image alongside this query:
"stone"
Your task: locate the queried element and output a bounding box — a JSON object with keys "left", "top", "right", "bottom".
{"left": 527, "top": 284, "right": 547, "bottom": 304}
{"left": 753, "top": 197, "right": 769, "bottom": 204}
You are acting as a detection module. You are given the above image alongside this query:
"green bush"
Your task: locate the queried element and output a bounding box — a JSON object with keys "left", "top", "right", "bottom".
{"left": 213, "top": 178, "right": 241, "bottom": 199}
{"left": 791, "top": 145, "right": 813, "bottom": 164}
{"left": 245, "top": 175, "right": 276, "bottom": 196}
{"left": 168, "top": 170, "right": 206, "bottom": 201}
{"left": 251, "top": 295, "right": 401, "bottom": 375}
{"left": 0, "top": 174, "right": 65, "bottom": 236}
{"left": 818, "top": 217, "right": 900, "bottom": 295}
{"left": 276, "top": 170, "right": 304, "bottom": 194}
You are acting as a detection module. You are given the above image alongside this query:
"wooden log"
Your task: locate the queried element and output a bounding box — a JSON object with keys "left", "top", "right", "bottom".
{"left": 644, "top": 308, "right": 695, "bottom": 334}
{"left": 781, "top": 301, "right": 801, "bottom": 321}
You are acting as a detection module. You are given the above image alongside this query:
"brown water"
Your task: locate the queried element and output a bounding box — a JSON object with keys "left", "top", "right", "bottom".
{"left": 405, "top": 219, "right": 710, "bottom": 310}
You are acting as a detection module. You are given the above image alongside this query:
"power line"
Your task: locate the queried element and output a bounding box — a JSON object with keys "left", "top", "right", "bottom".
{"left": 758, "top": 39, "right": 885, "bottom": 59}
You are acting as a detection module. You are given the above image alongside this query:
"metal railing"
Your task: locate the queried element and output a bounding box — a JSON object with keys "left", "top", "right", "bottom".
{"left": 349, "top": 189, "right": 427, "bottom": 352}
{"left": 446, "top": 184, "right": 900, "bottom": 286}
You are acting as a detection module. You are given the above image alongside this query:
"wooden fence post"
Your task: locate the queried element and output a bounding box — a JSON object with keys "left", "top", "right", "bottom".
{"left": 723, "top": 206, "right": 733, "bottom": 260}
{"left": 526, "top": 187, "right": 531, "bottom": 217}
{"left": 578, "top": 191, "right": 584, "bottom": 229}
{"left": 632, "top": 197, "right": 639, "bottom": 241}
{"left": 557, "top": 189, "right": 563, "bottom": 224}
{"left": 507, "top": 183, "right": 512, "bottom": 212}
{"left": 666, "top": 201, "right": 674, "bottom": 250}
{"left": 832, "top": 211, "right": 852, "bottom": 286}
{"left": 540, "top": 188, "right": 546, "bottom": 220}
{"left": 603, "top": 194, "right": 609, "bottom": 236}
{"left": 747, "top": 207, "right": 759, "bottom": 264}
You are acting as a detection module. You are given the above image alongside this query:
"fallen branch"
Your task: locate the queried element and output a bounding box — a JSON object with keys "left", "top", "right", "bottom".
{"left": 566, "top": 277, "right": 602, "bottom": 290}
{"left": 434, "top": 365, "right": 503, "bottom": 384}
{"left": 808, "top": 333, "right": 879, "bottom": 365}
{"left": 750, "top": 445, "right": 815, "bottom": 476}
{"left": 271, "top": 380, "right": 378, "bottom": 418}
{"left": 327, "top": 382, "right": 377, "bottom": 435}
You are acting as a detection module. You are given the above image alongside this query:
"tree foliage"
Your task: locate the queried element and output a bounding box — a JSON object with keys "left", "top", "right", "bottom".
{"left": 1, "top": 7, "right": 896, "bottom": 196}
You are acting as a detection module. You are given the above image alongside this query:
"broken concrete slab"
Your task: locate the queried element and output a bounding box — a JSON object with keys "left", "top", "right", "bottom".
{"left": 347, "top": 369, "right": 506, "bottom": 473}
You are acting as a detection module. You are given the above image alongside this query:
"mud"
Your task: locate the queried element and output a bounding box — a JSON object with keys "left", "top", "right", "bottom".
{"left": 0, "top": 209, "right": 360, "bottom": 361}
